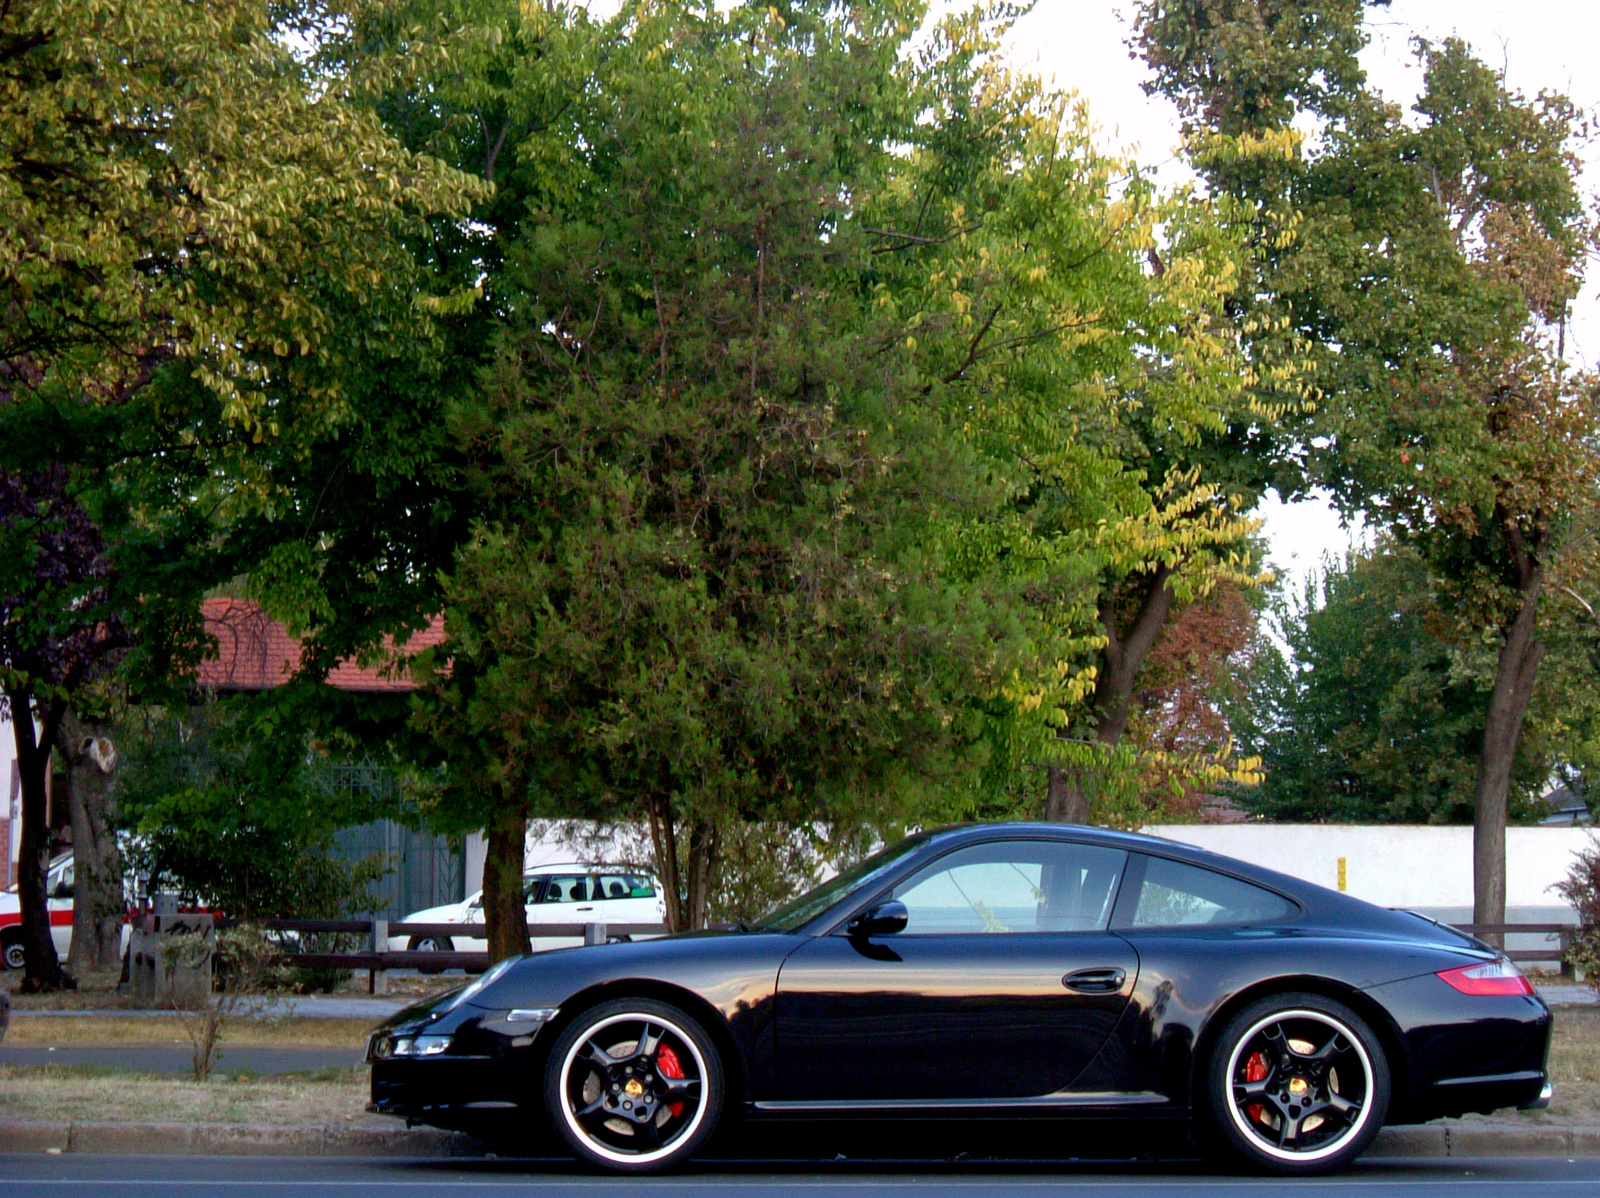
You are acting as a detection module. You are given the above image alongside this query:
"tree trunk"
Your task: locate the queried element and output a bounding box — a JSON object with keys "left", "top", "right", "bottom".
{"left": 1045, "top": 568, "right": 1176, "bottom": 824}
{"left": 645, "top": 793, "right": 686, "bottom": 931}
{"left": 6, "top": 687, "right": 71, "bottom": 992}
{"left": 61, "top": 712, "right": 123, "bottom": 973}
{"left": 1472, "top": 571, "right": 1546, "bottom": 946}
{"left": 644, "top": 797, "right": 724, "bottom": 932}
{"left": 684, "top": 818, "right": 719, "bottom": 931}
{"left": 482, "top": 785, "right": 531, "bottom": 964}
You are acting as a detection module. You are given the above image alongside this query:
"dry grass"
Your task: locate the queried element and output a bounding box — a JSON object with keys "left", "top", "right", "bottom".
{"left": 1535, "top": 1005, "right": 1600, "bottom": 1122}
{"left": 0, "top": 1064, "right": 379, "bottom": 1126}
{"left": 4, "top": 1016, "right": 371, "bottom": 1048}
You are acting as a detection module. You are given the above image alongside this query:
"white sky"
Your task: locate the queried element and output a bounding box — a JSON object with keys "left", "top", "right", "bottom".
{"left": 1005, "top": 0, "right": 1600, "bottom": 592}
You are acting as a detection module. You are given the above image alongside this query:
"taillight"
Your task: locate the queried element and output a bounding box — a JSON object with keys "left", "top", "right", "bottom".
{"left": 1437, "top": 959, "right": 1535, "bottom": 997}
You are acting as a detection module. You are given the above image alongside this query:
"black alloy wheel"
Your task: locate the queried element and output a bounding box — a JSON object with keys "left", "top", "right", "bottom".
{"left": 1, "top": 933, "right": 23, "bottom": 972}
{"left": 407, "top": 935, "right": 452, "bottom": 976}
{"left": 1203, "top": 991, "right": 1390, "bottom": 1174}
{"left": 543, "top": 997, "right": 723, "bottom": 1173}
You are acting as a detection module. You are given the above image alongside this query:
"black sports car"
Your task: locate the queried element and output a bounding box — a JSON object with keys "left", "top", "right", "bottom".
{"left": 366, "top": 822, "right": 1552, "bottom": 1174}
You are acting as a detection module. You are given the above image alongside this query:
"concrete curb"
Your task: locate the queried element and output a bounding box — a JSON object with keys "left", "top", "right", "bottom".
{"left": 1369, "top": 1123, "right": 1598, "bottom": 1158}
{"left": 1, "top": 1119, "right": 1596, "bottom": 1159}
{"left": 0, "top": 1122, "right": 485, "bottom": 1157}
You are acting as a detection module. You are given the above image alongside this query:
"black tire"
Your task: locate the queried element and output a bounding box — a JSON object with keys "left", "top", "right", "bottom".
{"left": 1201, "top": 991, "right": 1390, "bottom": 1175}
{"left": 1, "top": 932, "right": 22, "bottom": 972}
{"left": 543, "top": 997, "right": 724, "bottom": 1174}
{"left": 407, "top": 935, "right": 452, "bottom": 975}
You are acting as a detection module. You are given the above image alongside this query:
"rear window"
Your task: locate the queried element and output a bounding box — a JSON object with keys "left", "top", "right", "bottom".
{"left": 1127, "top": 856, "right": 1297, "bottom": 929}
{"left": 596, "top": 874, "right": 656, "bottom": 899}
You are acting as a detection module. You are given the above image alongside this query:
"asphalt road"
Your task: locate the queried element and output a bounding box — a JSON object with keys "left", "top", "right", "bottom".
{"left": 2, "top": 1156, "right": 1599, "bottom": 1197}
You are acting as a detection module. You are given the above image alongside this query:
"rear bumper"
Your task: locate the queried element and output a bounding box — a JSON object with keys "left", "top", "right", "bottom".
{"left": 1519, "top": 1081, "right": 1554, "bottom": 1111}
{"left": 1364, "top": 972, "right": 1552, "bottom": 1122}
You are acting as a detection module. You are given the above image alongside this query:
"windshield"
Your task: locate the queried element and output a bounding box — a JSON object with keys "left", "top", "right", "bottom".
{"left": 752, "top": 832, "right": 933, "bottom": 933}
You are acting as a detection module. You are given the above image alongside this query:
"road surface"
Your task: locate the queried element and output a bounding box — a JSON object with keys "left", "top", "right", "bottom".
{"left": 1, "top": 1155, "right": 1597, "bottom": 1197}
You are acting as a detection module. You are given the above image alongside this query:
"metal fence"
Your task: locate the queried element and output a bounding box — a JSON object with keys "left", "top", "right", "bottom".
{"left": 321, "top": 763, "right": 466, "bottom": 921}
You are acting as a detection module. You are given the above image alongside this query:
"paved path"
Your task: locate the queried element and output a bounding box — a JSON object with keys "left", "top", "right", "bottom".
{"left": 1538, "top": 984, "right": 1596, "bottom": 1005}
{"left": 7, "top": 996, "right": 410, "bottom": 1020}
{"left": 0, "top": 1045, "right": 364, "bottom": 1075}
{"left": 2, "top": 1155, "right": 1598, "bottom": 1198}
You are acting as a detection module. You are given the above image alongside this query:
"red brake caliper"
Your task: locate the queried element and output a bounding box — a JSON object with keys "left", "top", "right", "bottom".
{"left": 1245, "top": 1051, "right": 1269, "bottom": 1125}
{"left": 657, "top": 1044, "right": 686, "bottom": 1119}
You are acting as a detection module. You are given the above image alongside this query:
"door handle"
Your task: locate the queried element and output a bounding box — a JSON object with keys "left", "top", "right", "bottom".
{"left": 1062, "top": 967, "right": 1126, "bottom": 994}
{"left": 575, "top": 906, "right": 595, "bottom": 912}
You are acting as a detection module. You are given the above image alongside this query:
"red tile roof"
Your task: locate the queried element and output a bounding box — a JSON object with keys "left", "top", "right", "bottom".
{"left": 195, "top": 598, "right": 445, "bottom": 692}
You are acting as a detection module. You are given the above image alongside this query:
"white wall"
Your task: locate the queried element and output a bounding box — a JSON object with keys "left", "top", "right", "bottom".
{"left": 1143, "top": 824, "right": 1591, "bottom": 920}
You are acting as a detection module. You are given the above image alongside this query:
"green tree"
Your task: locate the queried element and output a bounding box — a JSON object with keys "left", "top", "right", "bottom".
{"left": 0, "top": 0, "right": 481, "bottom": 986}
{"left": 413, "top": 0, "right": 1029, "bottom": 943}
{"left": 1230, "top": 547, "right": 1545, "bottom": 823}
{"left": 117, "top": 700, "right": 390, "bottom": 920}
{"left": 879, "top": 47, "right": 1300, "bottom": 826}
{"left": 1135, "top": 2, "right": 1600, "bottom": 928}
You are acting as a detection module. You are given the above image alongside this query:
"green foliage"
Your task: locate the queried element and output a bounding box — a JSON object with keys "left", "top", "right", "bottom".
{"left": 117, "top": 700, "right": 392, "bottom": 918}
{"left": 409, "top": 0, "right": 1033, "bottom": 928}
{"left": 1555, "top": 839, "right": 1600, "bottom": 993}
{"left": 1229, "top": 546, "right": 1544, "bottom": 822}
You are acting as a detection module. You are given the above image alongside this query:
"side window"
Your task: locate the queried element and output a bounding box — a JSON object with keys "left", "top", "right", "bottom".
{"left": 539, "top": 875, "right": 592, "bottom": 904}
{"left": 597, "top": 874, "right": 655, "bottom": 899}
{"left": 1129, "top": 856, "right": 1296, "bottom": 928}
{"left": 53, "top": 862, "right": 74, "bottom": 899}
{"left": 889, "top": 841, "right": 1128, "bottom": 935}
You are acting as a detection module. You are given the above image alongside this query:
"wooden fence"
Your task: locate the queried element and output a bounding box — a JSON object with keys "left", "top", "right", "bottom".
{"left": 234, "top": 917, "right": 669, "bottom": 994}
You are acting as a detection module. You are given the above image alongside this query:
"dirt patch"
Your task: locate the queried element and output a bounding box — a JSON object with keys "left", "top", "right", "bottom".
{"left": 0, "top": 1063, "right": 381, "bottom": 1126}
{"left": 1534, "top": 1005, "right": 1600, "bottom": 1122}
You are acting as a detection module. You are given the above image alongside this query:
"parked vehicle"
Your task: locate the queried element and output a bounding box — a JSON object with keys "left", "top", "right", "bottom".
{"left": 0, "top": 853, "right": 77, "bottom": 970}
{"left": 389, "top": 864, "right": 666, "bottom": 968}
{"left": 368, "top": 822, "right": 1551, "bottom": 1175}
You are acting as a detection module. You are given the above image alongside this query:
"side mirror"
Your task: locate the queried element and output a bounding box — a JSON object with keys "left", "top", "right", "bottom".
{"left": 52, "top": 883, "right": 73, "bottom": 900}
{"left": 848, "top": 900, "right": 908, "bottom": 938}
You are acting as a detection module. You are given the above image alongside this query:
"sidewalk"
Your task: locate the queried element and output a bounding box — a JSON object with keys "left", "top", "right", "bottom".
{"left": 7, "top": 995, "right": 411, "bottom": 1020}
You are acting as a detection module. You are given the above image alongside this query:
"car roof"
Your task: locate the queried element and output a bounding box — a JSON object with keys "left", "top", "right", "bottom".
{"left": 892, "top": 821, "right": 1440, "bottom": 936}
{"left": 522, "top": 863, "right": 657, "bottom": 875}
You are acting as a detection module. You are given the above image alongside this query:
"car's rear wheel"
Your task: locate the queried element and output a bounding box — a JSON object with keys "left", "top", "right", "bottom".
{"left": 1202, "top": 992, "right": 1389, "bottom": 1175}
{"left": 1, "top": 932, "right": 23, "bottom": 972}
{"left": 407, "top": 935, "right": 452, "bottom": 975}
{"left": 543, "top": 997, "right": 723, "bottom": 1174}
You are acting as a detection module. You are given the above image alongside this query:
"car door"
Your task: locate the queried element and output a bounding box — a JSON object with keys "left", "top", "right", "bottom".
{"left": 774, "top": 838, "right": 1139, "bottom": 1103}
{"left": 591, "top": 872, "right": 666, "bottom": 931}
{"left": 529, "top": 872, "right": 600, "bottom": 951}
{"left": 47, "top": 858, "right": 73, "bottom": 960}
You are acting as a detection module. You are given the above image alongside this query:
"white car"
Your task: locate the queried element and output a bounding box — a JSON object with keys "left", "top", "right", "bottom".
{"left": 1, "top": 853, "right": 82, "bottom": 970}
{"left": 388, "top": 863, "right": 667, "bottom": 968}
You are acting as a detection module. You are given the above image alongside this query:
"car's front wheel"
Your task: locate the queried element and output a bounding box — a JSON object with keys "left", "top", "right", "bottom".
{"left": 1, "top": 932, "right": 23, "bottom": 972}
{"left": 1202, "top": 991, "right": 1390, "bottom": 1175}
{"left": 543, "top": 997, "right": 723, "bottom": 1174}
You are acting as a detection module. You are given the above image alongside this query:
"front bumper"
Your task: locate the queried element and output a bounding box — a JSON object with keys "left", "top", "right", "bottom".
{"left": 366, "top": 1001, "right": 558, "bottom": 1131}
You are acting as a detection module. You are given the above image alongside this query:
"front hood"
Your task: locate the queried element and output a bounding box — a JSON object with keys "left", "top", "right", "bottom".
{"left": 466, "top": 929, "right": 797, "bottom": 1019}
{"left": 400, "top": 903, "right": 463, "bottom": 924}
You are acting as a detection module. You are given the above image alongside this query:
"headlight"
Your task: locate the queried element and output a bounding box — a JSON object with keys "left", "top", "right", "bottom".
{"left": 390, "top": 1034, "right": 452, "bottom": 1057}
